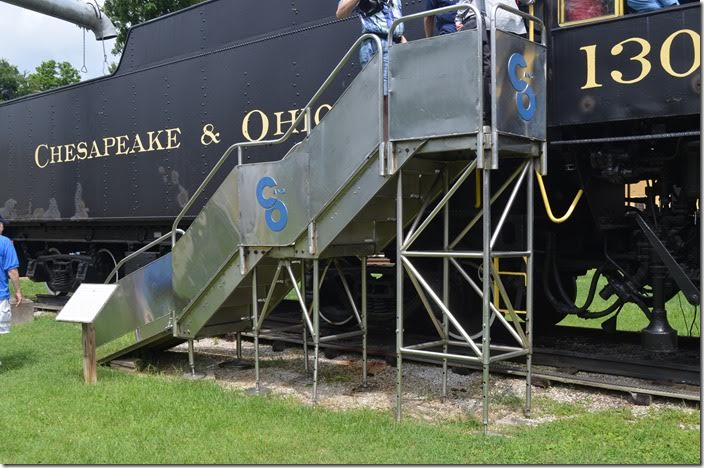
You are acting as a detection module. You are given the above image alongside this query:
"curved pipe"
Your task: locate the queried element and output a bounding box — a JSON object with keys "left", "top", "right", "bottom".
{"left": 535, "top": 171, "right": 584, "bottom": 224}
{"left": 1, "top": 0, "right": 117, "bottom": 40}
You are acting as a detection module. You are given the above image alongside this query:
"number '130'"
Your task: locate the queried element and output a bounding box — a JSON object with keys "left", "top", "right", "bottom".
{"left": 579, "top": 29, "right": 701, "bottom": 90}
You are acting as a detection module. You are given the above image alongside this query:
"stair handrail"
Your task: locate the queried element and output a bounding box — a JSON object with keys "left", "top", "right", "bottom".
{"left": 105, "top": 229, "right": 185, "bottom": 284}
{"left": 171, "top": 33, "right": 385, "bottom": 247}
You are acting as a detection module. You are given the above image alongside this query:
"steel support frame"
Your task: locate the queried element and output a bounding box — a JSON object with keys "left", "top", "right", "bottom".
{"left": 250, "top": 257, "right": 368, "bottom": 403}
{"left": 395, "top": 154, "right": 536, "bottom": 434}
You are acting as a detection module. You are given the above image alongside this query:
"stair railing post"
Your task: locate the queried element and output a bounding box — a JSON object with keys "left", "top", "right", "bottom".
{"left": 525, "top": 157, "right": 535, "bottom": 417}
{"left": 252, "top": 267, "right": 261, "bottom": 393}
{"left": 361, "top": 256, "right": 368, "bottom": 387}
{"left": 312, "top": 259, "right": 320, "bottom": 404}
{"left": 395, "top": 170, "right": 404, "bottom": 422}
{"left": 481, "top": 164, "right": 492, "bottom": 435}
{"left": 301, "top": 259, "right": 309, "bottom": 373}
{"left": 442, "top": 168, "right": 449, "bottom": 399}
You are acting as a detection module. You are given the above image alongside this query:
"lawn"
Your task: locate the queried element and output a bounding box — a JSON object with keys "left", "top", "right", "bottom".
{"left": 0, "top": 317, "right": 699, "bottom": 464}
{"left": 559, "top": 271, "right": 700, "bottom": 337}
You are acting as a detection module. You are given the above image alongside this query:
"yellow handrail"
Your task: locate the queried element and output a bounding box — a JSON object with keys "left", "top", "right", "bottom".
{"left": 535, "top": 171, "right": 584, "bottom": 224}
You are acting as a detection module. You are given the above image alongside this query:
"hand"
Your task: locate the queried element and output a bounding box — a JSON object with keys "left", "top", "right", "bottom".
{"left": 455, "top": 22, "right": 464, "bottom": 31}
{"left": 400, "top": 35, "right": 407, "bottom": 44}
{"left": 14, "top": 291, "right": 22, "bottom": 306}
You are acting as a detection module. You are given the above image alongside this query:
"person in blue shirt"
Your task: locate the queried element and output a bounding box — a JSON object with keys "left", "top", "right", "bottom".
{"left": 424, "top": 0, "right": 461, "bottom": 37}
{"left": 0, "top": 215, "right": 22, "bottom": 338}
{"left": 627, "top": 0, "right": 679, "bottom": 13}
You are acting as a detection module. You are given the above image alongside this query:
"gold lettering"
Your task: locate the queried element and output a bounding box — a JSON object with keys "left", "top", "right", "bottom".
{"left": 165, "top": 128, "right": 182, "bottom": 149}
{"left": 90, "top": 141, "right": 103, "bottom": 158}
{"left": 147, "top": 131, "right": 164, "bottom": 151}
{"left": 50, "top": 145, "right": 62, "bottom": 164}
{"left": 64, "top": 144, "right": 77, "bottom": 162}
{"left": 76, "top": 142, "right": 88, "bottom": 160}
{"left": 610, "top": 37, "right": 652, "bottom": 85}
{"left": 34, "top": 144, "right": 49, "bottom": 169}
{"left": 115, "top": 135, "right": 130, "bottom": 155}
{"left": 131, "top": 134, "right": 147, "bottom": 153}
{"left": 274, "top": 109, "right": 303, "bottom": 136}
{"left": 102, "top": 137, "right": 117, "bottom": 156}
{"left": 314, "top": 104, "right": 332, "bottom": 125}
{"left": 242, "top": 109, "right": 269, "bottom": 142}
{"left": 579, "top": 45, "right": 603, "bottom": 89}
{"left": 661, "top": 29, "right": 701, "bottom": 78}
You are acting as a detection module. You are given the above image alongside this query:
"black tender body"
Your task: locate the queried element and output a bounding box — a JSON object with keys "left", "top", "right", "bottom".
{"left": 0, "top": 0, "right": 699, "bottom": 344}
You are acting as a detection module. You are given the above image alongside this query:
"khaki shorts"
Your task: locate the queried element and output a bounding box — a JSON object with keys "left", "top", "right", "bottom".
{"left": 0, "top": 299, "right": 11, "bottom": 334}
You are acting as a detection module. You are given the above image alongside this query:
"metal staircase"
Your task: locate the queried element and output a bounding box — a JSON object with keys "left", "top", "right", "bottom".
{"left": 58, "top": 4, "right": 546, "bottom": 433}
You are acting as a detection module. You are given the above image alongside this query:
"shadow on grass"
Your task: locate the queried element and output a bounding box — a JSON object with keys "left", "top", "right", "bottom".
{"left": 0, "top": 350, "right": 36, "bottom": 373}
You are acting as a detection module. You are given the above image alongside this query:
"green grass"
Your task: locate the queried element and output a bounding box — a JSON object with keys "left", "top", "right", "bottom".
{"left": 0, "top": 318, "right": 699, "bottom": 464}
{"left": 10, "top": 278, "right": 49, "bottom": 302}
{"left": 559, "top": 271, "right": 700, "bottom": 337}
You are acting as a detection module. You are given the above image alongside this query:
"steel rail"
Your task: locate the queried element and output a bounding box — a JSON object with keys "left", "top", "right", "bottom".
{"left": 245, "top": 318, "right": 700, "bottom": 401}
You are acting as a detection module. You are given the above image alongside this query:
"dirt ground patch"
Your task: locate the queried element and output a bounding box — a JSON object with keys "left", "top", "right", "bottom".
{"left": 146, "top": 337, "right": 697, "bottom": 429}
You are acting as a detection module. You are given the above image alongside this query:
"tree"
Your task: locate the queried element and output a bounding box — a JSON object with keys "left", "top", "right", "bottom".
{"left": 23, "top": 60, "right": 81, "bottom": 94}
{"left": 0, "top": 59, "right": 26, "bottom": 102}
{"left": 103, "top": 0, "right": 206, "bottom": 55}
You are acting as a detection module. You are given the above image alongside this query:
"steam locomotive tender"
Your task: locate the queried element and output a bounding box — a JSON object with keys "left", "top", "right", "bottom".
{"left": 0, "top": 0, "right": 699, "bottom": 350}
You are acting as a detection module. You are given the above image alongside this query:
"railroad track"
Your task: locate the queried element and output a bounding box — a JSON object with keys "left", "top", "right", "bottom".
{"left": 246, "top": 307, "right": 700, "bottom": 403}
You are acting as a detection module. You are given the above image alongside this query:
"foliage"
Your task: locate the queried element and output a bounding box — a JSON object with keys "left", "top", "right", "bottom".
{"left": 0, "top": 59, "right": 26, "bottom": 101}
{"left": 103, "top": 0, "right": 206, "bottom": 55}
{"left": 23, "top": 60, "right": 81, "bottom": 94}
{"left": 0, "top": 318, "right": 699, "bottom": 464}
{"left": 0, "top": 59, "right": 81, "bottom": 100}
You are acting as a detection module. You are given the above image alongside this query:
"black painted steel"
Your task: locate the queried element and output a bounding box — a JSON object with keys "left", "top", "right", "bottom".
{"left": 549, "top": 3, "right": 701, "bottom": 127}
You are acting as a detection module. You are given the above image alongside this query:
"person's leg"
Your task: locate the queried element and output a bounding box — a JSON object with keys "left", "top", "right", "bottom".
{"left": 0, "top": 298, "right": 10, "bottom": 336}
{"left": 0, "top": 298, "right": 10, "bottom": 367}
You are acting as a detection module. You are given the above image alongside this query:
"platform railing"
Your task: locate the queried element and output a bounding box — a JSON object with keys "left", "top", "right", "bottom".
{"left": 171, "top": 33, "right": 385, "bottom": 248}
{"left": 489, "top": 3, "right": 546, "bottom": 169}
{"left": 387, "top": 3, "right": 482, "bottom": 157}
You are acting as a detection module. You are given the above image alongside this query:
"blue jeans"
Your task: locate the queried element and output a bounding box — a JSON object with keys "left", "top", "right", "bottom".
{"left": 360, "top": 37, "right": 390, "bottom": 95}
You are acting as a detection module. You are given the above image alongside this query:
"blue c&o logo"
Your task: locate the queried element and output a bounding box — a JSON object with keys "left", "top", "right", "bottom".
{"left": 508, "top": 53, "right": 536, "bottom": 122}
{"left": 256, "top": 176, "right": 288, "bottom": 232}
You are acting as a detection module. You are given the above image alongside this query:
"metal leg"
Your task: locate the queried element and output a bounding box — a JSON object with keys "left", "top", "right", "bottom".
{"left": 362, "top": 256, "right": 368, "bottom": 388}
{"left": 253, "top": 267, "right": 261, "bottom": 393}
{"left": 481, "top": 167, "right": 492, "bottom": 435}
{"left": 442, "top": 168, "right": 449, "bottom": 400}
{"left": 301, "top": 260, "right": 309, "bottom": 373}
{"left": 525, "top": 159, "right": 535, "bottom": 418}
{"left": 236, "top": 332, "right": 242, "bottom": 359}
{"left": 183, "top": 338, "right": 205, "bottom": 380}
{"left": 246, "top": 267, "right": 269, "bottom": 395}
{"left": 396, "top": 171, "right": 404, "bottom": 422}
{"left": 312, "top": 259, "right": 320, "bottom": 404}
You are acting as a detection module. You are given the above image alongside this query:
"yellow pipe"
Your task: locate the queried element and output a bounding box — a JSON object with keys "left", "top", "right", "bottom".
{"left": 535, "top": 171, "right": 584, "bottom": 224}
{"left": 529, "top": 3, "right": 535, "bottom": 42}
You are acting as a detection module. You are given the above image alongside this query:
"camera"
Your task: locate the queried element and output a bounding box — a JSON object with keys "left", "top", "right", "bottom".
{"left": 358, "top": 0, "right": 390, "bottom": 17}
